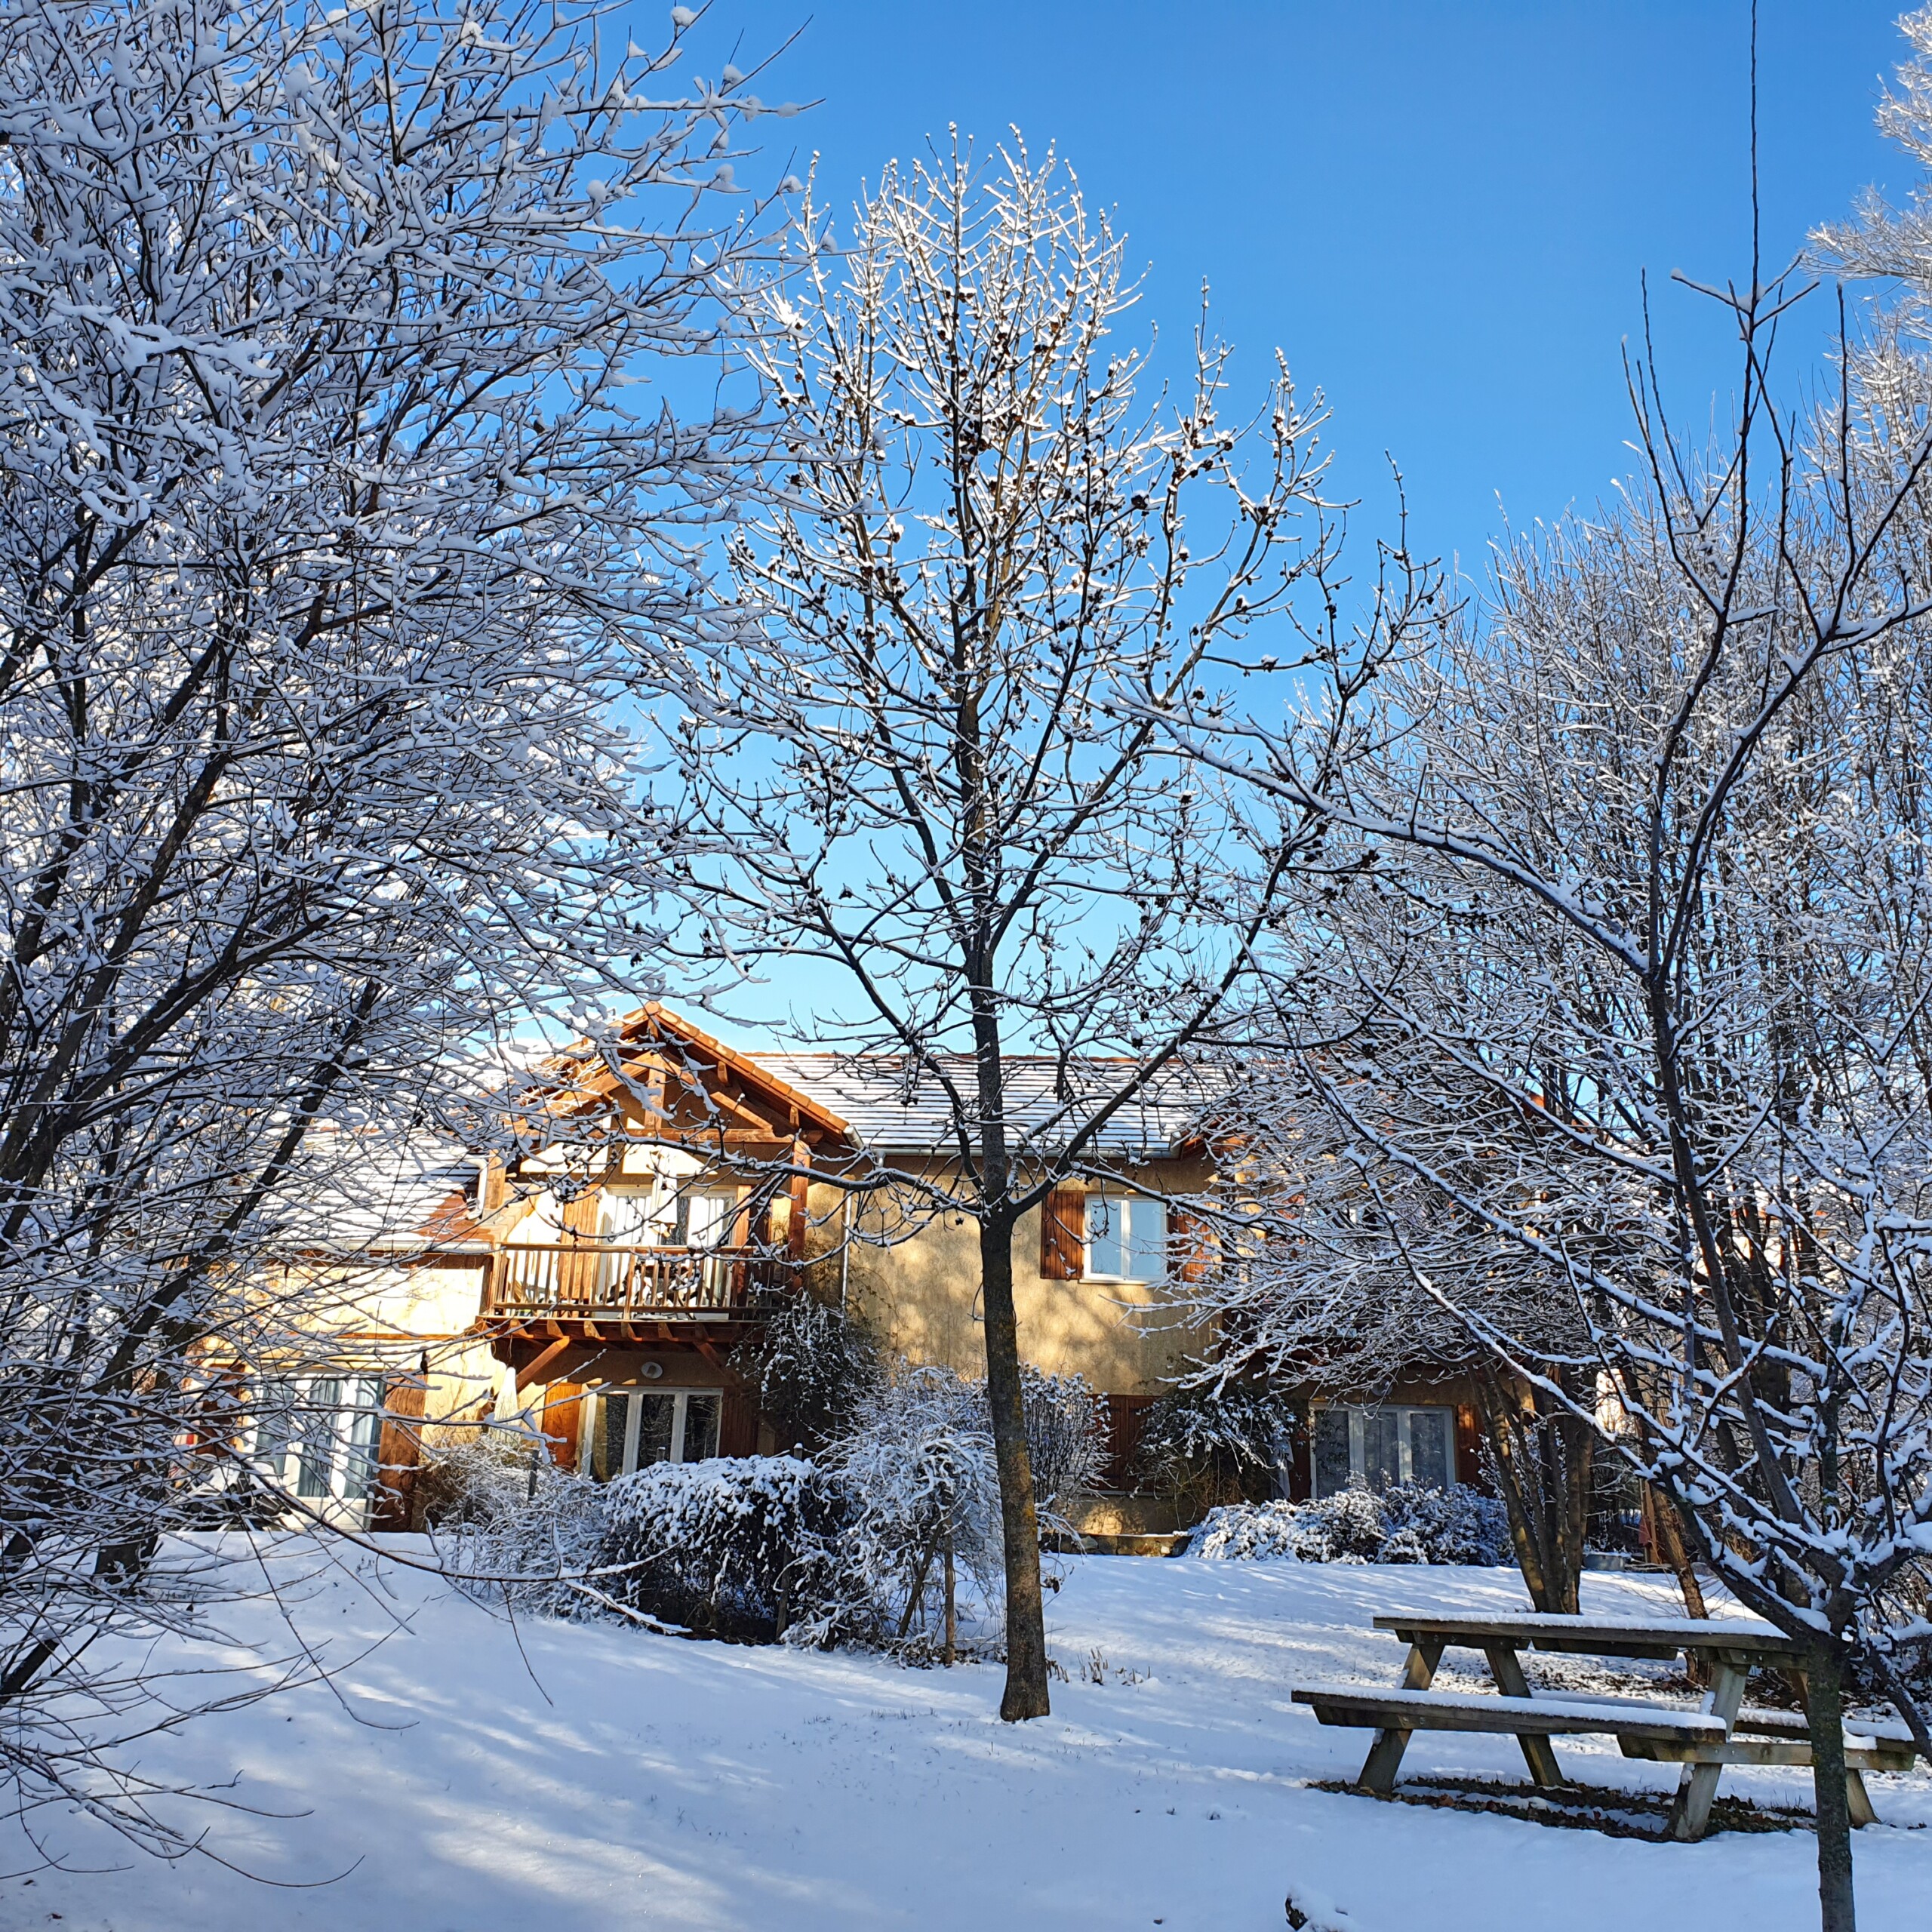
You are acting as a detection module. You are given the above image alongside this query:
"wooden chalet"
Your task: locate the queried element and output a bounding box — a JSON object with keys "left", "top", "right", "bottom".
{"left": 269, "top": 1002, "right": 1493, "bottom": 1535}
{"left": 475, "top": 1004, "right": 857, "bottom": 1472}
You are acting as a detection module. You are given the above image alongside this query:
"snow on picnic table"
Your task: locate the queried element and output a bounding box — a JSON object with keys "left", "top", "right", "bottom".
{"left": 3, "top": 1540, "right": 1927, "bottom": 1932}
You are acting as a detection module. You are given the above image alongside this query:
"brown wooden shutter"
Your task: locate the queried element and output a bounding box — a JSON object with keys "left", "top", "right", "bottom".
{"left": 1285, "top": 1420, "right": 1313, "bottom": 1502}
{"left": 1168, "top": 1208, "right": 1213, "bottom": 1284}
{"left": 1039, "top": 1183, "right": 1086, "bottom": 1280}
{"left": 370, "top": 1367, "right": 429, "bottom": 1531}
{"left": 1454, "top": 1404, "right": 1486, "bottom": 1493}
{"left": 541, "top": 1382, "right": 585, "bottom": 1470}
{"left": 1098, "top": 1394, "right": 1155, "bottom": 1492}
{"left": 554, "top": 1187, "right": 602, "bottom": 1305}
{"left": 719, "top": 1389, "right": 758, "bottom": 1459}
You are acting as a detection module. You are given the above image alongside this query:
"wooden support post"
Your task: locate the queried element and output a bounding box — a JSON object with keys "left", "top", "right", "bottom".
{"left": 787, "top": 1132, "right": 810, "bottom": 1262}
{"left": 514, "top": 1336, "right": 574, "bottom": 1393}
{"left": 1668, "top": 1657, "right": 1749, "bottom": 1841}
{"left": 369, "top": 1362, "right": 429, "bottom": 1533}
{"left": 1484, "top": 1644, "right": 1564, "bottom": 1786}
{"left": 1358, "top": 1638, "right": 1444, "bottom": 1793}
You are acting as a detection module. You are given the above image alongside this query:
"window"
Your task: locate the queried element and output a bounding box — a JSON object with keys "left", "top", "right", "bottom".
{"left": 672, "top": 1189, "right": 737, "bottom": 1248}
{"left": 599, "top": 1187, "right": 657, "bottom": 1244}
{"left": 586, "top": 1389, "right": 721, "bottom": 1480}
{"left": 254, "top": 1376, "right": 383, "bottom": 1509}
{"left": 1312, "top": 1405, "right": 1454, "bottom": 1497}
{"left": 1084, "top": 1192, "right": 1167, "bottom": 1283}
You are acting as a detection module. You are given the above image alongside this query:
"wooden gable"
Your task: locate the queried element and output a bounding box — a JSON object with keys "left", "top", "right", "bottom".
{"left": 523, "top": 1002, "right": 852, "bottom": 1161}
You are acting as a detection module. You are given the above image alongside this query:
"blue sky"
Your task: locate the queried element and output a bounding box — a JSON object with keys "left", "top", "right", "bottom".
{"left": 685, "top": 0, "right": 1913, "bottom": 583}
{"left": 625, "top": 2, "right": 1917, "bottom": 1043}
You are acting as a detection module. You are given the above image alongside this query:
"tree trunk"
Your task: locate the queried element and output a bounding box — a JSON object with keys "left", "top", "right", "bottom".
{"left": 1475, "top": 1374, "right": 1552, "bottom": 1609}
{"left": 1546, "top": 1398, "right": 1593, "bottom": 1617}
{"left": 1644, "top": 1482, "right": 1711, "bottom": 1685}
{"left": 980, "top": 1207, "right": 1049, "bottom": 1719}
{"left": 1647, "top": 1485, "right": 1707, "bottom": 1617}
{"left": 943, "top": 1529, "right": 957, "bottom": 1667}
{"left": 896, "top": 1539, "right": 937, "bottom": 1640}
{"left": 1807, "top": 1646, "right": 1857, "bottom": 1932}
{"left": 1473, "top": 1369, "right": 1589, "bottom": 1614}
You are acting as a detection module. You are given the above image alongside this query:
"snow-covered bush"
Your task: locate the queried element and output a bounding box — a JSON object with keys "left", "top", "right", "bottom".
{"left": 1019, "top": 1365, "right": 1111, "bottom": 1517}
{"left": 1134, "top": 1381, "right": 1300, "bottom": 1517}
{"left": 1191, "top": 1484, "right": 1510, "bottom": 1566}
{"left": 594, "top": 1456, "right": 850, "bottom": 1644}
{"left": 829, "top": 1367, "right": 1004, "bottom": 1656}
{"left": 734, "top": 1294, "right": 885, "bottom": 1451}
{"left": 1378, "top": 1483, "right": 1514, "bottom": 1564}
{"left": 426, "top": 1436, "right": 606, "bottom": 1616}
{"left": 1192, "top": 1488, "right": 1380, "bottom": 1563}
{"left": 417, "top": 1429, "right": 546, "bottom": 1530}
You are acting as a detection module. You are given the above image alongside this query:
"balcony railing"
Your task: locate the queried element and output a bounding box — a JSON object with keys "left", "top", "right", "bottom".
{"left": 481, "top": 1242, "right": 783, "bottom": 1324}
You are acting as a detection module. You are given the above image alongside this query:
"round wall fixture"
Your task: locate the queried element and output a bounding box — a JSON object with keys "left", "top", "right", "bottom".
{"left": 638, "top": 1360, "right": 666, "bottom": 1380}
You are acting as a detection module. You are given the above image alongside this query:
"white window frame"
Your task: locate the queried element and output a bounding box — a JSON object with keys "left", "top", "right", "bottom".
{"left": 599, "top": 1186, "right": 659, "bottom": 1244}
{"left": 673, "top": 1188, "right": 739, "bottom": 1249}
{"left": 253, "top": 1374, "right": 383, "bottom": 1511}
{"left": 1312, "top": 1404, "right": 1456, "bottom": 1497}
{"left": 583, "top": 1387, "right": 721, "bottom": 1478}
{"left": 1082, "top": 1191, "right": 1168, "bottom": 1284}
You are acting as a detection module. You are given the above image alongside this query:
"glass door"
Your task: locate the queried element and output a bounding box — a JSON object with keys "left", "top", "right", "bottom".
{"left": 669, "top": 1189, "right": 739, "bottom": 1304}
{"left": 1310, "top": 1404, "right": 1455, "bottom": 1497}
{"left": 598, "top": 1187, "right": 658, "bottom": 1302}
{"left": 254, "top": 1376, "right": 383, "bottom": 1516}
{"left": 589, "top": 1389, "right": 722, "bottom": 1479}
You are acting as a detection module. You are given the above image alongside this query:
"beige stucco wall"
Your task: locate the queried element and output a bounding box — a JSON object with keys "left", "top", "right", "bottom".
{"left": 268, "top": 1256, "right": 503, "bottom": 1429}
{"left": 274, "top": 1149, "right": 1217, "bottom": 1447}
{"left": 805, "top": 1161, "right": 1211, "bottom": 1398}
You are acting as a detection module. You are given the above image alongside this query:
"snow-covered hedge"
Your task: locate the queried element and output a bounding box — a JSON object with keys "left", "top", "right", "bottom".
{"left": 433, "top": 1343, "right": 1109, "bottom": 1656}
{"left": 595, "top": 1455, "right": 849, "bottom": 1643}
{"left": 1190, "top": 1484, "right": 1510, "bottom": 1565}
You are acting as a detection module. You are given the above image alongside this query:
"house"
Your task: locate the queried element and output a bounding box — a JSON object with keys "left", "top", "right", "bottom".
{"left": 266, "top": 1004, "right": 1487, "bottom": 1535}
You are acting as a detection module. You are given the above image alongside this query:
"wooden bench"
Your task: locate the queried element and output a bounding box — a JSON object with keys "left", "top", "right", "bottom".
{"left": 1300, "top": 1611, "right": 1923, "bottom": 1838}
{"left": 1619, "top": 1700, "right": 1918, "bottom": 1775}
{"left": 1374, "top": 1611, "right": 1807, "bottom": 1666}
{"left": 1295, "top": 1683, "right": 1727, "bottom": 1770}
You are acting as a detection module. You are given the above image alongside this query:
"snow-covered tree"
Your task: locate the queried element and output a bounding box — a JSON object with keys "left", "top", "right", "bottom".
{"left": 1173, "top": 1066, "right": 1604, "bottom": 1614}
{"left": 1177, "top": 245, "right": 1932, "bottom": 1924}
{"left": 827, "top": 1357, "right": 1105, "bottom": 1662}
{"left": 829, "top": 1365, "right": 1004, "bottom": 1661}
{"left": 645, "top": 141, "right": 1394, "bottom": 1718}
{"left": 0, "top": 0, "right": 784, "bottom": 1850}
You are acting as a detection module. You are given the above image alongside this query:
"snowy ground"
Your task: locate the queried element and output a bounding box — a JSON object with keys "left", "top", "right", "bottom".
{"left": 4, "top": 1541, "right": 1928, "bottom": 1931}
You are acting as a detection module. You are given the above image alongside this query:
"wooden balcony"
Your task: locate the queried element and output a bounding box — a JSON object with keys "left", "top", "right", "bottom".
{"left": 479, "top": 1241, "right": 786, "bottom": 1343}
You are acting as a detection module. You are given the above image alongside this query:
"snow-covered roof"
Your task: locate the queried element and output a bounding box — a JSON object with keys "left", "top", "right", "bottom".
{"left": 746, "top": 1053, "right": 1216, "bottom": 1160}
{"left": 275, "top": 1131, "right": 488, "bottom": 1256}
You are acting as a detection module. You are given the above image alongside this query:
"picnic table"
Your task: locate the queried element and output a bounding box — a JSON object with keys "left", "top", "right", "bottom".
{"left": 1293, "top": 1611, "right": 1921, "bottom": 1841}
